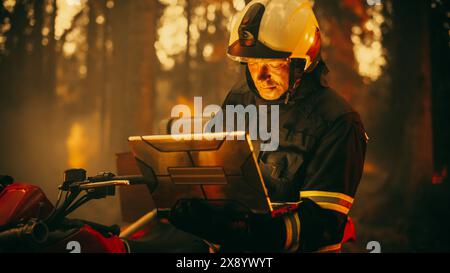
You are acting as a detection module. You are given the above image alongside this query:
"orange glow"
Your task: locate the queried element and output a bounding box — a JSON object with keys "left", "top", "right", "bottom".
{"left": 155, "top": 0, "right": 188, "bottom": 71}
{"left": 176, "top": 96, "right": 195, "bottom": 115}
{"left": 351, "top": 4, "right": 386, "bottom": 82}
{"left": 66, "top": 122, "right": 88, "bottom": 167}
{"left": 55, "top": 0, "right": 86, "bottom": 40}
{"left": 363, "top": 161, "right": 379, "bottom": 175}
{"left": 432, "top": 167, "right": 447, "bottom": 185}
{"left": 3, "top": 0, "right": 16, "bottom": 13}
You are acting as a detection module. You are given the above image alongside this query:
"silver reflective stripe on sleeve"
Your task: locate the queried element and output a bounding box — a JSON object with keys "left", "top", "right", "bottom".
{"left": 300, "top": 191, "right": 354, "bottom": 215}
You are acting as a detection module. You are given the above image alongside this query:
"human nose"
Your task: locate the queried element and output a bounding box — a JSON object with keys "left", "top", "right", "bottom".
{"left": 257, "top": 64, "right": 271, "bottom": 81}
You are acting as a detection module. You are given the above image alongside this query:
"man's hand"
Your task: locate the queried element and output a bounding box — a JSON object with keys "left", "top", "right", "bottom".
{"left": 168, "top": 199, "right": 253, "bottom": 247}
{"left": 168, "top": 199, "right": 286, "bottom": 251}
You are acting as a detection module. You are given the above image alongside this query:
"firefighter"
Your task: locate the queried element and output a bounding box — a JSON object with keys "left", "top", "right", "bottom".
{"left": 168, "top": 0, "right": 368, "bottom": 253}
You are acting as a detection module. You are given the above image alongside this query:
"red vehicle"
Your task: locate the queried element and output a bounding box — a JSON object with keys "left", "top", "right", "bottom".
{"left": 1, "top": 170, "right": 356, "bottom": 253}
{"left": 0, "top": 170, "right": 146, "bottom": 253}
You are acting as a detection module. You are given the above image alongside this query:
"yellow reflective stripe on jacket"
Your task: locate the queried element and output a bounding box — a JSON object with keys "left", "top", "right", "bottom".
{"left": 290, "top": 213, "right": 300, "bottom": 252}
{"left": 283, "top": 213, "right": 301, "bottom": 252}
{"left": 314, "top": 243, "right": 342, "bottom": 253}
{"left": 300, "top": 191, "right": 354, "bottom": 215}
{"left": 300, "top": 191, "right": 354, "bottom": 203}
{"left": 316, "top": 202, "right": 350, "bottom": 215}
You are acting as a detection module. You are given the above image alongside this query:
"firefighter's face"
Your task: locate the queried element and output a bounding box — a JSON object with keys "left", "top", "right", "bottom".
{"left": 248, "top": 58, "right": 290, "bottom": 101}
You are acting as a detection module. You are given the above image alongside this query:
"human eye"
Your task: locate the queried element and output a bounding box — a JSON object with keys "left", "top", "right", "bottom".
{"left": 268, "top": 59, "right": 288, "bottom": 68}
{"left": 269, "top": 62, "right": 282, "bottom": 68}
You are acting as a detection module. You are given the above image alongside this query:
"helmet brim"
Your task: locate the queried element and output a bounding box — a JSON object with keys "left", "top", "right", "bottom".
{"left": 227, "top": 39, "right": 291, "bottom": 62}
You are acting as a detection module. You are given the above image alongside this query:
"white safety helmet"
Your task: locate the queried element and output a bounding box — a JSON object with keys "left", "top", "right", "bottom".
{"left": 228, "top": 0, "right": 321, "bottom": 73}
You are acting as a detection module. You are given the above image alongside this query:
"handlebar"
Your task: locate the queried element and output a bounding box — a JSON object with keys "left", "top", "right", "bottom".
{"left": 89, "top": 175, "right": 148, "bottom": 185}
{"left": 45, "top": 170, "right": 150, "bottom": 228}
{"left": 66, "top": 174, "right": 148, "bottom": 191}
{"left": 0, "top": 170, "right": 148, "bottom": 249}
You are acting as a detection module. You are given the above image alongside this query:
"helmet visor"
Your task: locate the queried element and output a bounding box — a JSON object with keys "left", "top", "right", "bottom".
{"left": 227, "top": 38, "right": 291, "bottom": 62}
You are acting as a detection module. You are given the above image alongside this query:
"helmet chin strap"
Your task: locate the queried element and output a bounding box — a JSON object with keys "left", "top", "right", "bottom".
{"left": 284, "top": 58, "right": 306, "bottom": 104}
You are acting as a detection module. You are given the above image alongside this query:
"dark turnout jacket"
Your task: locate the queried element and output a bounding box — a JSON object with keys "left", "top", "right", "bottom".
{"left": 219, "top": 70, "right": 368, "bottom": 252}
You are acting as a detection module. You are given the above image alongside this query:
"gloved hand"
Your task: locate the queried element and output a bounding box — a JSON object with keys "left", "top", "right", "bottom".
{"left": 168, "top": 199, "right": 284, "bottom": 251}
